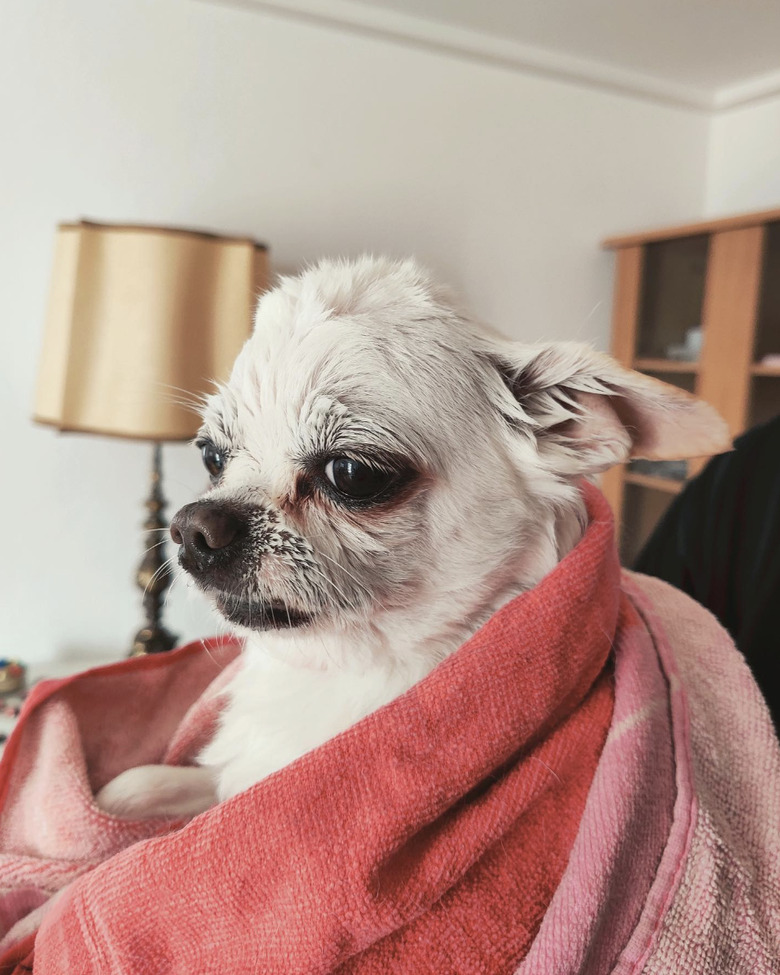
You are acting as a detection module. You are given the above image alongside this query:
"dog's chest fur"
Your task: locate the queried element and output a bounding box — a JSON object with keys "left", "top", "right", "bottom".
{"left": 200, "top": 645, "right": 431, "bottom": 800}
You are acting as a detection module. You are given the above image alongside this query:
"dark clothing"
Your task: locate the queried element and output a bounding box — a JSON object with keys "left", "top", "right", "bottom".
{"left": 635, "top": 415, "right": 780, "bottom": 729}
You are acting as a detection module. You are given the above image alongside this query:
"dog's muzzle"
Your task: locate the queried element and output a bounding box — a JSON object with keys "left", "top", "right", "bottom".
{"left": 171, "top": 500, "right": 315, "bottom": 630}
{"left": 170, "top": 501, "right": 245, "bottom": 583}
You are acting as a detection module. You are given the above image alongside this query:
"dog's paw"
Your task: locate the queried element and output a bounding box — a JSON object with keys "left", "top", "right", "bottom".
{"left": 95, "top": 764, "right": 218, "bottom": 820}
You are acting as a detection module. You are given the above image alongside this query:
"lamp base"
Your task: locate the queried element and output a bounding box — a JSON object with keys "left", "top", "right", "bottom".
{"left": 130, "top": 624, "right": 178, "bottom": 657}
{"left": 130, "top": 443, "right": 178, "bottom": 656}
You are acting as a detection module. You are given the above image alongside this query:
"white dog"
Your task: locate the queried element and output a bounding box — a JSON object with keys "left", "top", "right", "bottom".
{"left": 96, "top": 257, "right": 726, "bottom": 819}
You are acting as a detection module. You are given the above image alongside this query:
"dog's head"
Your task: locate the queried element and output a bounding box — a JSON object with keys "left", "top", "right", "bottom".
{"left": 171, "top": 257, "right": 727, "bottom": 664}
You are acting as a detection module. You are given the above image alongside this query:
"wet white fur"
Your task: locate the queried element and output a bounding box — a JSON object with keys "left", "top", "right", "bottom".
{"left": 96, "top": 257, "right": 727, "bottom": 819}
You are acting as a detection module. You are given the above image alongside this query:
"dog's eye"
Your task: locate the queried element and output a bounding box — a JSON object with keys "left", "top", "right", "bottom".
{"left": 324, "top": 458, "right": 395, "bottom": 500}
{"left": 200, "top": 441, "right": 226, "bottom": 480}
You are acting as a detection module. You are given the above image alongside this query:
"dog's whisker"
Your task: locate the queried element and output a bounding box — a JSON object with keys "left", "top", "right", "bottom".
{"left": 307, "top": 566, "right": 363, "bottom": 616}
{"left": 143, "top": 556, "right": 178, "bottom": 598}
{"left": 300, "top": 572, "right": 355, "bottom": 618}
{"left": 142, "top": 559, "right": 171, "bottom": 596}
{"left": 313, "top": 551, "right": 372, "bottom": 601}
{"left": 199, "top": 638, "right": 223, "bottom": 671}
{"left": 299, "top": 560, "right": 349, "bottom": 601}
{"left": 155, "top": 382, "right": 210, "bottom": 415}
{"left": 139, "top": 538, "right": 168, "bottom": 558}
{"left": 161, "top": 565, "right": 186, "bottom": 615}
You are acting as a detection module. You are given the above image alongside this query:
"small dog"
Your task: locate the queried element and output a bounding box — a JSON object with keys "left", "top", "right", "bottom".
{"left": 96, "top": 257, "right": 726, "bottom": 819}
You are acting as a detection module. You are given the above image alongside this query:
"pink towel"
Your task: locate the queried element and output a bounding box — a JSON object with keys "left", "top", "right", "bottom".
{"left": 1, "top": 484, "right": 779, "bottom": 973}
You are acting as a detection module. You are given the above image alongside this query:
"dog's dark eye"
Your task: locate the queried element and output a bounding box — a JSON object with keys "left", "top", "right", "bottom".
{"left": 324, "top": 457, "right": 395, "bottom": 500}
{"left": 200, "top": 441, "right": 226, "bottom": 480}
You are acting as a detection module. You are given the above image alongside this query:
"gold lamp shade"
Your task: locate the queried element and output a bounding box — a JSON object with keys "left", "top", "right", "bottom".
{"left": 35, "top": 221, "right": 269, "bottom": 440}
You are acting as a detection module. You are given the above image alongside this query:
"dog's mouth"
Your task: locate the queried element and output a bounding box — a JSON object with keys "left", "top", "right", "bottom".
{"left": 214, "top": 593, "right": 314, "bottom": 630}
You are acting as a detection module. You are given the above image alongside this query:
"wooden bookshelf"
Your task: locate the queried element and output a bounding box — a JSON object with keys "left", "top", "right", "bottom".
{"left": 601, "top": 207, "right": 780, "bottom": 563}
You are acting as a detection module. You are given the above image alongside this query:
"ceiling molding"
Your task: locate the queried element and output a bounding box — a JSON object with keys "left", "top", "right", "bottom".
{"left": 201, "top": 0, "right": 715, "bottom": 110}
{"left": 713, "top": 68, "right": 780, "bottom": 111}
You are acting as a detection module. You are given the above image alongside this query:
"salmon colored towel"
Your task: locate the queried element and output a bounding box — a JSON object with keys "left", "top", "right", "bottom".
{"left": 1, "top": 484, "right": 779, "bottom": 973}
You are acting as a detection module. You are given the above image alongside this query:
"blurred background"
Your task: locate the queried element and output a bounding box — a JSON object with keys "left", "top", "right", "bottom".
{"left": 3, "top": 0, "right": 779, "bottom": 664}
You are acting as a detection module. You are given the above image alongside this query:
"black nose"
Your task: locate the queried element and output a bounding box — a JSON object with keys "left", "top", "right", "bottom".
{"left": 170, "top": 501, "right": 244, "bottom": 576}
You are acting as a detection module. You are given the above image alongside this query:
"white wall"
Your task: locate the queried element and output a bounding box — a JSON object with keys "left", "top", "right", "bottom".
{"left": 1, "top": 0, "right": 710, "bottom": 663}
{"left": 705, "top": 94, "right": 780, "bottom": 214}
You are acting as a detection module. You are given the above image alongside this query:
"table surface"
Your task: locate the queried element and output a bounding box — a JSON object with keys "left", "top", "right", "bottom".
{"left": 27, "top": 655, "right": 119, "bottom": 683}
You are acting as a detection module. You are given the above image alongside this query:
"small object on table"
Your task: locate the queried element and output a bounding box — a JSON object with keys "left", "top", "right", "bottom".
{"left": 0, "top": 660, "right": 27, "bottom": 747}
{"left": 0, "top": 660, "right": 26, "bottom": 696}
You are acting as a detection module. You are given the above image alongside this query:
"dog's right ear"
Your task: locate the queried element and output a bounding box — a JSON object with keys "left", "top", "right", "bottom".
{"left": 484, "top": 341, "right": 730, "bottom": 477}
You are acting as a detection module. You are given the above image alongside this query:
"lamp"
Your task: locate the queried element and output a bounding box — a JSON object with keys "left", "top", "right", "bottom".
{"left": 34, "top": 220, "right": 269, "bottom": 654}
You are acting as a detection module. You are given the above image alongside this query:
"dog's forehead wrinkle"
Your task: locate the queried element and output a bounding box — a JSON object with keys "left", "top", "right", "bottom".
{"left": 293, "top": 391, "right": 429, "bottom": 471}
{"left": 199, "top": 382, "right": 246, "bottom": 451}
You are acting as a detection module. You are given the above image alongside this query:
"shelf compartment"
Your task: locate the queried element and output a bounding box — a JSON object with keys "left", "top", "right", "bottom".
{"left": 637, "top": 235, "right": 709, "bottom": 360}
{"left": 624, "top": 471, "right": 686, "bottom": 495}
{"left": 633, "top": 358, "right": 700, "bottom": 374}
{"left": 749, "top": 375, "right": 780, "bottom": 429}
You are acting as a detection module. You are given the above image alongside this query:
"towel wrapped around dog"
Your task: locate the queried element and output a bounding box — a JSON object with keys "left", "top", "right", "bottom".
{"left": 0, "top": 484, "right": 778, "bottom": 974}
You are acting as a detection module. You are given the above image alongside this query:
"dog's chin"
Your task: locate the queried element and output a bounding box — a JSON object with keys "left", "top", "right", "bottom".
{"left": 214, "top": 593, "right": 315, "bottom": 631}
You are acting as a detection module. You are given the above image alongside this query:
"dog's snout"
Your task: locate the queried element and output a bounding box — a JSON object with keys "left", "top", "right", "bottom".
{"left": 171, "top": 502, "right": 244, "bottom": 576}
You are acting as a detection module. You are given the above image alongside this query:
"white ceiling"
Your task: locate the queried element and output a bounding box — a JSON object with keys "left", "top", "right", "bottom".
{"left": 350, "top": 0, "right": 780, "bottom": 94}
{"left": 216, "top": 0, "right": 780, "bottom": 109}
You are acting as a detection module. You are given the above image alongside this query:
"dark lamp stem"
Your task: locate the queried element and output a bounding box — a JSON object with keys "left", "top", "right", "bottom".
{"left": 131, "top": 442, "right": 178, "bottom": 655}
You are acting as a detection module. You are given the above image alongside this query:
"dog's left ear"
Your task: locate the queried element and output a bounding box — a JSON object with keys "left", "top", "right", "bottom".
{"left": 488, "top": 341, "right": 730, "bottom": 476}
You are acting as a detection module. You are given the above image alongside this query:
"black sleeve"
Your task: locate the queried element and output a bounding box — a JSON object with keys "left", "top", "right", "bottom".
{"left": 634, "top": 451, "right": 733, "bottom": 621}
{"left": 634, "top": 416, "right": 780, "bottom": 730}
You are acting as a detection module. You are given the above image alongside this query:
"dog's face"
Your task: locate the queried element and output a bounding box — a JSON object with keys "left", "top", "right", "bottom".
{"left": 171, "top": 257, "right": 727, "bottom": 664}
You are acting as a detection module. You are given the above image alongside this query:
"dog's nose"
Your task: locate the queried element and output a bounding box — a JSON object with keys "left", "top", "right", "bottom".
{"left": 170, "top": 502, "right": 244, "bottom": 575}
